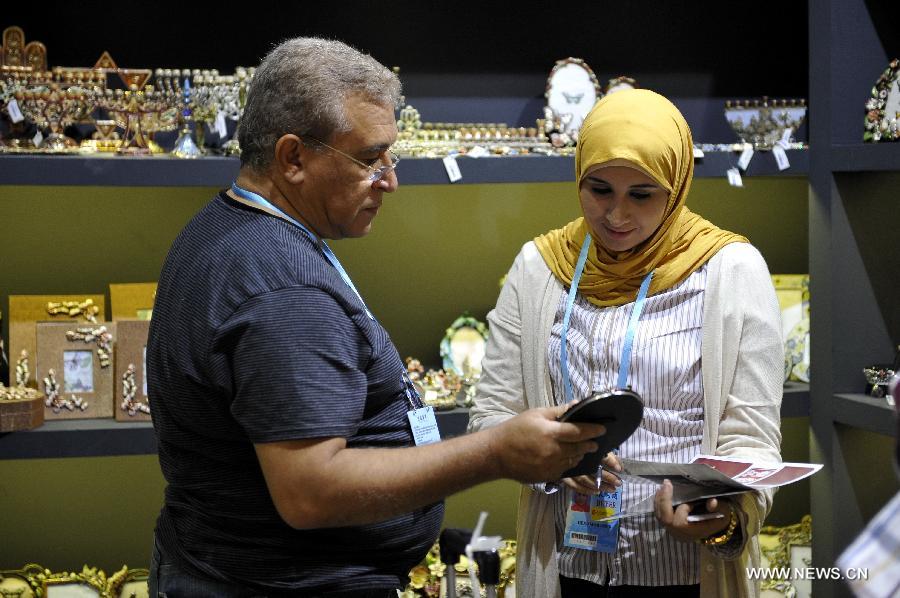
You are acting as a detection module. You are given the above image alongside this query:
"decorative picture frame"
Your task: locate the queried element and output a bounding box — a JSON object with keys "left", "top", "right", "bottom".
{"left": 440, "top": 314, "right": 489, "bottom": 380}
{"left": 114, "top": 319, "right": 151, "bottom": 422}
{"left": 109, "top": 282, "right": 157, "bottom": 321}
{"left": 44, "top": 578, "right": 104, "bottom": 597}
{"left": 864, "top": 58, "right": 900, "bottom": 142}
{"left": 0, "top": 565, "right": 36, "bottom": 597}
{"left": 8, "top": 294, "right": 106, "bottom": 389}
{"left": 759, "top": 515, "right": 812, "bottom": 597}
{"left": 0, "top": 564, "right": 143, "bottom": 598}
{"left": 604, "top": 75, "right": 638, "bottom": 95}
{"left": 107, "top": 566, "right": 149, "bottom": 598}
{"left": 35, "top": 321, "right": 115, "bottom": 420}
{"left": 544, "top": 57, "right": 602, "bottom": 136}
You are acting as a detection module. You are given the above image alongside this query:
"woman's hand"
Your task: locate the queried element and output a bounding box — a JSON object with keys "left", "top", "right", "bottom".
{"left": 653, "top": 479, "right": 734, "bottom": 542}
{"left": 561, "top": 452, "right": 623, "bottom": 494}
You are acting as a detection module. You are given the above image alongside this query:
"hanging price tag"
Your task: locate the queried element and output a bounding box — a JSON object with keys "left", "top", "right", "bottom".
{"left": 780, "top": 127, "right": 793, "bottom": 145}
{"left": 443, "top": 155, "right": 462, "bottom": 183}
{"left": 214, "top": 111, "right": 228, "bottom": 138}
{"left": 726, "top": 167, "right": 743, "bottom": 188}
{"left": 737, "top": 144, "right": 754, "bottom": 171}
{"left": 467, "top": 145, "right": 489, "bottom": 158}
{"left": 7, "top": 98, "right": 25, "bottom": 123}
{"left": 32, "top": 130, "right": 43, "bottom": 148}
{"left": 772, "top": 144, "right": 791, "bottom": 171}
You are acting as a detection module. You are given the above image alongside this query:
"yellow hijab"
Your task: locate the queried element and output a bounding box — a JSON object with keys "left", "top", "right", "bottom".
{"left": 535, "top": 89, "right": 747, "bottom": 307}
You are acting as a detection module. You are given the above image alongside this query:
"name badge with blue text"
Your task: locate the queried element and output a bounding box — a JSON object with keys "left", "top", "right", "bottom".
{"left": 407, "top": 406, "right": 441, "bottom": 446}
{"left": 563, "top": 488, "right": 621, "bottom": 553}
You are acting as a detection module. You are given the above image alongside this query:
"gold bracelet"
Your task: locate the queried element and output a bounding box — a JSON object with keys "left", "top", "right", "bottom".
{"left": 701, "top": 507, "right": 738, "bottom": 546}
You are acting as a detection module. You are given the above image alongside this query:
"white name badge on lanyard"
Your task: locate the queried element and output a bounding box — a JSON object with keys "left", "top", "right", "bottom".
{"left": 407, "top": 406, "right": 441, "bottom": 446}
{"left": 401, "top": 372, "right": 441, "bottom": 446}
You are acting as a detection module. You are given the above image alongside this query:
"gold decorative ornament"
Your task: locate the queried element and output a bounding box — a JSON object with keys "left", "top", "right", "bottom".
{"left": 46, "top": 298, "right": 100, "bottom": 323}
{"left": 42, "top": 368, "right": 88, "bottom": 413}
{"left": 120, "top": 363, "right": 150, "bottom": 417}
{"left": 66, "top": 325, "right": 113, "bottom": 368}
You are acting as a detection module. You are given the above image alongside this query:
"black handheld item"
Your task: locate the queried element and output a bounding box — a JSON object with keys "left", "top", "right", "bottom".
{"left": 473, "top": 549, "right": 501, "bottom": 586}
{"left": 557, "top": 388, "right": 644, "bottom": 478}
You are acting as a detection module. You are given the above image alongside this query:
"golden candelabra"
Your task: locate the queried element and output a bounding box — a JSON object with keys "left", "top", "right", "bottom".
{"left": 394, "top": 105, "right": 556, "bottom": 157}
{"left": 94, "top": 85, "right": 179, "bottom": 155}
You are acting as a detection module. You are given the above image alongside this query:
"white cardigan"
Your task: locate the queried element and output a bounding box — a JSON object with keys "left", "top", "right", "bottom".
{"left": 468, "top": 241, "right": 783, "bottom": 598}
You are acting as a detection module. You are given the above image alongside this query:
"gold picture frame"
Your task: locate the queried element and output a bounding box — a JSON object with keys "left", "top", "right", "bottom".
{"left": 0, "top": 565, "right": 37, "bottom": 597}
{"left": 0, "top": 564, "right": 144, "bottom": 598}
{"left": 109, "top": 283, "right": 157, "bottom": 321}
{"left": 8, "top": 294, "right": 106, "bottom": 389}
{"left": 114, "top": 320, "right": 151, "bottom": 422}
{"left": 35, "top": 322, "right": 116, "bottom": 420}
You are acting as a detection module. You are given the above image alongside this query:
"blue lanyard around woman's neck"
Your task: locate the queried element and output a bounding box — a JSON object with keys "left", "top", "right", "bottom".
{"left": 560, "top": 234, "right": 654, "bottom": 403}
{"left": 230, "top": 182, "right": 374, "bottom": 319}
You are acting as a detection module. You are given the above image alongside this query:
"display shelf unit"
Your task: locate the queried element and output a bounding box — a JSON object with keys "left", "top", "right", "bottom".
{"left": 0, "top": 408, "right": 472, "bottom": 460}
{"left": 0, "top": 388, "right": 810, "bottom": 460}
{"left": 782, "top": 381, "right": 812, "bottom": 419}
{"left": 829, "top": 143, "right": 900, "bottom": 172}
{"left": 833, "top": 394, "right": 897, "bottom": 438}
{"left": 809, "top": 1, "right": 900, "bottom": 595}
{"left": 0, "top": 149, "right": 807, "bottom": 187}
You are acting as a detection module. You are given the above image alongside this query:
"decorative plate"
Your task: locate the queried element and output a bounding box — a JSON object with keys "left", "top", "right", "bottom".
{"left": 864, "top": 58, "right": 900, "bottom": 142}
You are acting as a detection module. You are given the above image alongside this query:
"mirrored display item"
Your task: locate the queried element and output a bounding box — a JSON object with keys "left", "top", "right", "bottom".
{"left": 864, "top": 58, "right": 900, "bottom": 142}
{"left": 544, "top": 57, "right": 602, "bottom": 139}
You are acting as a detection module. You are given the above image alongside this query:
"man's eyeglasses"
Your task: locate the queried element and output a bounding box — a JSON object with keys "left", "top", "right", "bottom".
{"left": 305, "top": 136, "right": 400, "bottom": 183}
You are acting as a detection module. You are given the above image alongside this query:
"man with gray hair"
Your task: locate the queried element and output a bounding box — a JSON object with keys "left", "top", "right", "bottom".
{"left": 147, "top": 37, "right": 604, "bottom": 597}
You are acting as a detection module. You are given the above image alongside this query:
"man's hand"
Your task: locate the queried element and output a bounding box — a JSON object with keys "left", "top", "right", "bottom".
{"left": 488, "top": 404, "right": 605, "bottom": 483}
{"left": 653, "top": 479, "right": 734, "bottom": 542}
{"left": 562, "top": 451, "right": 622, "bottom": 495}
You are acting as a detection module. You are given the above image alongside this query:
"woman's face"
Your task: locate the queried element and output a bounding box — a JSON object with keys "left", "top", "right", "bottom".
{"left": 579, "top": 165, "right": 669, "bottom": 252}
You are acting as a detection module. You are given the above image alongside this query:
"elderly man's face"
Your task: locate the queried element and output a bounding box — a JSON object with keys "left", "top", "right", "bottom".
{"left": 300, "top": 94, "right": 399, "bottom": 239}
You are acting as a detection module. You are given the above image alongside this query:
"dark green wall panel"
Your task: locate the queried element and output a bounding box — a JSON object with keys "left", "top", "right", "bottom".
{"left": 0, "top": 176, "right": 811, "bottom": 570}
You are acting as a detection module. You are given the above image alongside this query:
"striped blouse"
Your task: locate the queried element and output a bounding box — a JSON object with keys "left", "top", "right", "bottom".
{"left": 548, "top": 264, "right": 708, "bottom": 586}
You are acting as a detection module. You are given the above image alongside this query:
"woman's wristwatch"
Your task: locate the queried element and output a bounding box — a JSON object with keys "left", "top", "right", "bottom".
{"left": 701, "top": 505, "right": 738, "bottom": 546}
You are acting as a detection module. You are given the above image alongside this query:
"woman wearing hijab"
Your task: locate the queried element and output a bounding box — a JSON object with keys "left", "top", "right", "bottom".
{"left": 468, "top": 89, "right": 782, "bottom": 597}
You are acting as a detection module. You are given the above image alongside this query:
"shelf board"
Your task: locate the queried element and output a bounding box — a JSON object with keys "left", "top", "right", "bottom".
{"left": 833, "top": 393, "right": 898, "bottom": 437}
{"left": 782, "top": 381, "right": 811, "bottom": 418}
{"left": 830, "top": 144, "right": 900, "bottom": 172}
{"left": 0, "top": 407, "right": 472, "bottom": 460}
{"left": 0, "top": 151, "right": 808, "bottom": 187}
{"left": 0, "top": 387, "right": 810, "bottom": 459}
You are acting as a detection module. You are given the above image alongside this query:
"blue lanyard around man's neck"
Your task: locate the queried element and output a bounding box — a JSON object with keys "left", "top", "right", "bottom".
{"left": 560, "top": 234, "right": 654, "bottom": 403}
{"left": 230, "top": 182, "right": 374, "bottom": 319}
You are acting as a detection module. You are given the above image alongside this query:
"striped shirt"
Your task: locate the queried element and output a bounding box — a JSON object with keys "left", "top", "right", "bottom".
{"left": 148, "top": 193, "right": 443, "bottom": 595}
{"left": 838, "top": 490, "right": 900, "bottom": 598}
{"left": 549, "top": 265, "right": 708, "bottom": 586}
